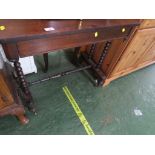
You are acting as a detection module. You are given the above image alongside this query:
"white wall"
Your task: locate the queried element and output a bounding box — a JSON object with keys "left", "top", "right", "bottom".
{"left": 0, "top": 44, "right": 37, "bottom": 74}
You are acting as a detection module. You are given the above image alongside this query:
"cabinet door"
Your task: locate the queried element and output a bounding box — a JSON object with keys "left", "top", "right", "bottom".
{"left": 138, "top": 38, "right": 155, "bottom": 65}
{"left": 110, "top": 28, "right": 155, "bottom": 77}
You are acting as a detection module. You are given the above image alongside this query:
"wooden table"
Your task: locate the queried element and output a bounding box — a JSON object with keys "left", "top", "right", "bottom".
{"left": 0, "top": 19, "right": 140, "bottom": 112}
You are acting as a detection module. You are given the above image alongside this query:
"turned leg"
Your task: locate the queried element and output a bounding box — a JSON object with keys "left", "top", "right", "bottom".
{"left": 73, "top": 47, "right": 82, "bottom": 65}
{"left": 88, "top": 43, "right": 96, "bottom": 59}
{"left": 95, "top": 41, "right": 112, "bottom": 86}
{"left": 13, "top": 59, "right": 35, "bottom": 112}
{"left": 95, "top": 41, "right": 112, "bottom": 69}
{"left": 43, "top": 53, "right": 48, "bottom": 72}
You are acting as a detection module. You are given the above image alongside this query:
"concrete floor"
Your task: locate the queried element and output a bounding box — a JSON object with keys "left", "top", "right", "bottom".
{"left": 0, "top": 49, "right": 155, "bottom": 135}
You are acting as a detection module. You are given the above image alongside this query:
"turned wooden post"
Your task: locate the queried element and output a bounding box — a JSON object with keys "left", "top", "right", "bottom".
{"left": 13, "top": 59, "right": 35, "bottom": 112}
{"left": 95, "top": 41, "right": 112, "bottom": 69}
{"left": 88, "top": 43, "right": 96, "bottom": 59}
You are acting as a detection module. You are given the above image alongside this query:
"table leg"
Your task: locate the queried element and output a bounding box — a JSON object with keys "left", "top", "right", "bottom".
{"left": 95, "top": 41, "right": 112, "bottom": 86}
{"left": 95, "top": 41, "right": 111, "bottom": 69}
{"left": 73, "top": 47, "right": 82, "bottom": 65}
{"left": 13, "top": 59, "right": 35, "bottom": 112}
{"left": 88, "top": 43, "right": 96, "bottom": 59}
{"left": 43, "top": 53, "right": 48, "bottom": 72}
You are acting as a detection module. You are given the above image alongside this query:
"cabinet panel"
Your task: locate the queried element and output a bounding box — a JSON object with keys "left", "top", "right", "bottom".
{"left": 138, "top": 41, "right": 155, "bottom": 64}
{"left": 110, "top": 28, "right": 155, "bottom": 77}
{"left": 0, "top": 71, "right": 14, "bottom": 109}
{"left": 140, "top": 20, "right": 155, "bottom": 29}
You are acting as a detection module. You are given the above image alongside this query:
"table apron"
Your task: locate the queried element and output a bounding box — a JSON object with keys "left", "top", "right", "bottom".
{"left": 16, "top": 26, "right": 132, "bottom": 57}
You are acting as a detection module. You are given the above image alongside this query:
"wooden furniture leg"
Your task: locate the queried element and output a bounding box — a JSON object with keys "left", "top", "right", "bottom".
{"left": 0, "top": 104, "right": 29, "bottom": 125}
{"left": 88, "top": 44, "right": 97, "bottom": 59}
{"left": 43, "top": 53, "right": 48, "bottom": 72}
{"left": 95, "top": 41, "right": 112, "bottom": 86}
{"left": 13, "top": 59, "right": 35, "bottom": 112}
{"left": 95, "top": 41, "right": 112, "bottom": 69}
{"left": 16, "top": 114, "right": 29, "bottom": 124}
{"left": 73, "top": 47, "right": 81, "bottom": 65}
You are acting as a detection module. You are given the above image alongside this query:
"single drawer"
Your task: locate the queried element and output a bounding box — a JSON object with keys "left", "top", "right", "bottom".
{"left": 17, "top": 26, "right": 132, "bottom": 57}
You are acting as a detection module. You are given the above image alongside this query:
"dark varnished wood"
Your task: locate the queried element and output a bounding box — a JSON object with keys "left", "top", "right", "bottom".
{"left": 43, "top": 53, "right": 48, "bottom": 72}
{"left": 2, "top": 43, "right": 19, "bottom": 60}
{"left": 88, "top": 44, "right": 97, "bottom": 59}
{"left": 95, "top": 41, "right": 112, "bottom": 69}
{"left": 0, "top": 20, "right": 140, "bottom": 60}
{"left": 13, "top": 60, "right": 34, "bottom": 112}
{"left": 0, "top": 19, "right": 140, "bottom": 42}
{"left": 16, "top": 25, "right": 132, "bottom": 57}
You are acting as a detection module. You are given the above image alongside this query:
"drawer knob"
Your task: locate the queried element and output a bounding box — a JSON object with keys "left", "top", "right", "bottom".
{"left": 121, "top": 28, "right": 126, "bottom": 33}
{"left": 94, "top": 32, "right": 99, "bottom": 37}
{"left": 0, "top": 25, "right": 6, "bottom": 31}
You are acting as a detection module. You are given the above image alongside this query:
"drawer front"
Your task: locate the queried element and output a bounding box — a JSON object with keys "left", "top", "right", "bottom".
{"left": 17, "top": 26, "right": 132, "bottom": 57}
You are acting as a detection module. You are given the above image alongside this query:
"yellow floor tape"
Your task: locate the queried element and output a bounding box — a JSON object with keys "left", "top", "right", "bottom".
{"left": 63, "top": 86, "right": 95, "bottom": 135}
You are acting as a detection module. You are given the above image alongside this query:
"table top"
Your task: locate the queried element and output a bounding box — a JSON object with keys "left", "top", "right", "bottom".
{"left": 0, "top": 19, "right": 140, "bottom": 42}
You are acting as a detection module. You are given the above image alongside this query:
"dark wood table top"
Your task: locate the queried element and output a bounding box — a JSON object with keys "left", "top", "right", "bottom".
{"left": 0, "top": 19, "right": 140, "bottom": 42}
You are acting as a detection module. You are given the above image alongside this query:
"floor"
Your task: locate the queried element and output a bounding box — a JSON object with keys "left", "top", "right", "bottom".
{"left": 0, "top": 49, "right": 155, "bottom": 135}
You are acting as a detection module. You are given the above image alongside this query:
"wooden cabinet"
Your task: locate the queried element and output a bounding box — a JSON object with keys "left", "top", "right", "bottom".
{"left": 110, "top": 28, "right": 155, "bottom": 78}
{"left": 105, "top": 21, "right": 155, "bottom": 85}
{"left": 0, "top": 63, "right": 29, "bottom": 124}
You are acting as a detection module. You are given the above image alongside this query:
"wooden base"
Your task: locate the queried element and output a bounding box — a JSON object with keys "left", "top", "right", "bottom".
{"left": 13, "top": 60, "right": 35, "bottom": 112}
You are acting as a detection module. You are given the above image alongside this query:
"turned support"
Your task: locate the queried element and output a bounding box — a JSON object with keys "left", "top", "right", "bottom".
{"left": 88, "top": 43, "right": 96, "bottom": 59}
{"left": 13, "top": 59, "right": 35, "bottom": 112}
{"left": 95, "top": 41, "right": 112, "bottom": 69}
{"left": 93, "top": 41, "right": 112, "bottom": 86}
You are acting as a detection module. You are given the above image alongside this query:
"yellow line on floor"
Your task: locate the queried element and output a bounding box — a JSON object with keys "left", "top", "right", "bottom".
{"left": 62, "top": 86, "right": 95, "bottom": 135}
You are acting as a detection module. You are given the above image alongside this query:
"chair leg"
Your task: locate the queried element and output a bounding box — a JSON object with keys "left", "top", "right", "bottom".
{"left": 43, "top": 53, "right": 48, "bottom": 72}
